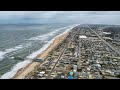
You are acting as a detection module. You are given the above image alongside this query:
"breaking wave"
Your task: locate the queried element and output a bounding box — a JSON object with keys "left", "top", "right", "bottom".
{"left": 25, "top": 25, "right": 75, "bottom": 41}
{"left": 0, "top": 51, "right": 6, "bottom": 61}
{"left": 0, "top": 45, "right": 23, "bottom": 61}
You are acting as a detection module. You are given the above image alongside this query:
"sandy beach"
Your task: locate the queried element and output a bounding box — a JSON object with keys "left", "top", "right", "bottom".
{"left": 12, "top": 31, "right": 70, "bottom": 79}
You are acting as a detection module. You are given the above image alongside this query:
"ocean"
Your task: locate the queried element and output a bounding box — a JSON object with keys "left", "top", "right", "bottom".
{"left": 0, "top": 24, "right": 77, "bottom": 79}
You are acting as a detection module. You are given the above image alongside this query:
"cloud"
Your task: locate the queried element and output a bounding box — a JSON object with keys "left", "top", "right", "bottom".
{"left": 0, "top": 11, "right": 120, "bottom": 24}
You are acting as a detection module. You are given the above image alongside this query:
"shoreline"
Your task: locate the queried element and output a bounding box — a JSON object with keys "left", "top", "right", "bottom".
{"left": 12, "top": 29, "right": 71, "bottom": 79}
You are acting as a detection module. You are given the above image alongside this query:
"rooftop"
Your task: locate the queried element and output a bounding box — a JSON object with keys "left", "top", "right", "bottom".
{"left": 103, "top": 32, "right": 111, "bottom": 34}
{"left": 79, "top": 35, "right": 87, "bottom": 39}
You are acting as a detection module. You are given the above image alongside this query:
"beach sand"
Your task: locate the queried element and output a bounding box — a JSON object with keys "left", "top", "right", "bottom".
{"left": 12, "top": 32, "right": 69, "bottom": 79}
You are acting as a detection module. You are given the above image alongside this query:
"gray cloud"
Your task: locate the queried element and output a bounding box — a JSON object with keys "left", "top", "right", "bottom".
{"left": 0, "top": 11, "right": 120, "bottom": 24}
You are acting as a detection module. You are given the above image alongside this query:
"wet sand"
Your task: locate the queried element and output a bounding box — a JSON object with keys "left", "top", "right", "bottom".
{"left": 12, "top": 32, "right": 69, "bottom": 79}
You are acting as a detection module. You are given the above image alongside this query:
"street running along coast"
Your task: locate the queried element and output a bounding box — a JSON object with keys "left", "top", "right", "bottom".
{"left": 12, "top": 25, "right": 78, "bottom": 79}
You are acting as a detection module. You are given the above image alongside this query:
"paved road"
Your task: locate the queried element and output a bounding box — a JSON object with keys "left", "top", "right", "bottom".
{"left": 46, "top": 42, "right": 68, "bottom": 79}
{"left": 86, "top": 25, "right": 120, "bottom": 56}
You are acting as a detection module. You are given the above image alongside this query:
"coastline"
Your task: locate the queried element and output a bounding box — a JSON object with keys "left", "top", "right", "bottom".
{"left": 12, "top": 29, "right": 71, "bottom": 79}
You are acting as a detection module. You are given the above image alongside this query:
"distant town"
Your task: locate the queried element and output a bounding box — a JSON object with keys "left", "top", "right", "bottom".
{"left": 13, "top": 24, "right": 120, "bottom": 79}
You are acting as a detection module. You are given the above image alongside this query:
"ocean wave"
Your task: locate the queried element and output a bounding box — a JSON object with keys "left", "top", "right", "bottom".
{"left": 0, "top": 45, "right": 23, "bottom": 61}
{"left": 25, "top": 25, "right": 75, "bottom": 41}
{"left": 0, "top": 42, "right": 33, "bottom": 61}
{"left": 0, "top": 24, "right": 79, "bottom": 79}
{"left": 5, "top": 45, "right": 23, "bottom": 53}
{"left": 0, "top": 51, "right": 6, "bottom": 61}
{"left": 0, "top": 59, "right": 32, "bottom": 79}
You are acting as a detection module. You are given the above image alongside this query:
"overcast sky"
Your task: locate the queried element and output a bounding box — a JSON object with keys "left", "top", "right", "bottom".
{"left": 0, "top": 11, "right": 120, "bottom": 25}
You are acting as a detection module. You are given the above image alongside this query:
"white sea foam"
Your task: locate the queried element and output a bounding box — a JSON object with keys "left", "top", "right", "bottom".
{"left": 0, "top": 51, "right": 6, "bottom": 61}
{"left": 25, "top": 25, "right": 76, "bottom": 41}
{"left": 0, "top": 42, "right": 34, "bottom": 60}
{"left": 0, "top": 45, "right": 24, "bottom": 61}
{"left": 5, "top": 45, "right": 23, "bottom": 53}
{"left": 0, "top": 24, "right": 79, "bottom": 79}
{"left": 0, "top": 59, "right": 32, "bottom": 79}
